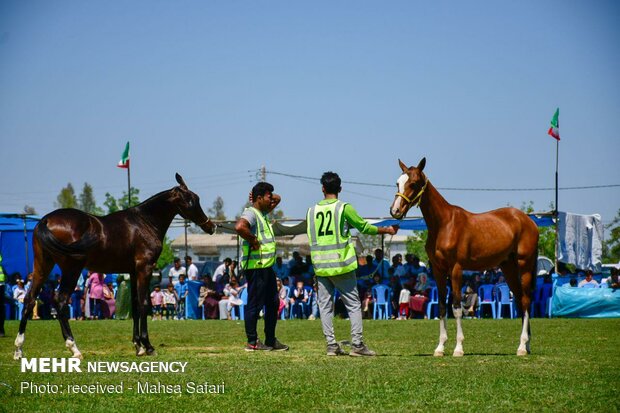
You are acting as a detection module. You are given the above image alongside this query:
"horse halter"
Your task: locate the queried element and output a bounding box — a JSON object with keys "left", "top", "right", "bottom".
{"left": 396, "top": 177, "right": 428, "bottom": 209}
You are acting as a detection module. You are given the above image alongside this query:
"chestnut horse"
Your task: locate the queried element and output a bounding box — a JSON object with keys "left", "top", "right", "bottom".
{"left": 390, "top": 158, "right": 538, "bottom": 356}
{"left": 14, "top": 174, "right": 216, "bottom": 360}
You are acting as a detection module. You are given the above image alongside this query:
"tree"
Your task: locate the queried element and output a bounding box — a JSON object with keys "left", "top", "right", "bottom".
{"left": 23, "top": 205, "right": 37, "bottom": 215}
{"left": 118, "top": 188, "right": 140, "bottom": 210}
{"left": 55, "top": 183, "right": 78, "bottom": 209}
{"left": 520, "top": 201, "right": 556, "bottom": 260}
{"left": 157, "top": 236, "right": 175, "bottom": 270}
{"left": 78, "top": 183, "right": 104, "bottom": 215}
{"left": 406, "top": 231, "right": 429, "bottom": 263}
{"left": 208, "top": 196, "right": 227, "bottom": 220}
{"left": 104, "top": 192, "right": 119, "bottom": 214}
{"left": 603, "top": 209, "right": 620, "bottom": 263}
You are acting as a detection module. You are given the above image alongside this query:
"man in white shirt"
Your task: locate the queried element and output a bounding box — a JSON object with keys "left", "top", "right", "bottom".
{"left": 185, "top": 256, "right": 199, "bottom": 281}
{"left": 168, "top": 257, "right": 186, "bottom": 286}
{"left": 372, "top": 249, "right": 391, "bottom": 283}
{"left": 213, "top": 258, "right": 232, "bottom": 284}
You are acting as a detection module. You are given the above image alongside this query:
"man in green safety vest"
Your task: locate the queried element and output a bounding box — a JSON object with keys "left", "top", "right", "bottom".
{"left": 235, "top": 182, "right": 289, "bottom": 352}
{"left": 0, "top": 253, "right": 6, "bottom": 337}
{"left": 307, "top": 172, "right": 398, "bottom": 356}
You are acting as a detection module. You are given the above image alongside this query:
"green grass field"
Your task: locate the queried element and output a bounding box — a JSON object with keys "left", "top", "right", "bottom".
{"left": 1, "top": 318, "right": 619, "bottom": 412}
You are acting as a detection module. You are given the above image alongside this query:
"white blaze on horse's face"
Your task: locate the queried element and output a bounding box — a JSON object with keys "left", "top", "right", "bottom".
{"left": 391, "top": 173, "right": 410, "bottom": 218}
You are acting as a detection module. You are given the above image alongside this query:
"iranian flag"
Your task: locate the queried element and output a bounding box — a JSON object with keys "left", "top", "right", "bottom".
{"left": 548, "top": 108, "right": 560, "bottom": 140}
{"left": 117, "top": 141, "right": 130, "bottom": 168}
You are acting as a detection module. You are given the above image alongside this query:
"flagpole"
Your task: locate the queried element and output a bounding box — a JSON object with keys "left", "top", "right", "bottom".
{"left": 127, "top": 164, "right": 131, "bottom": 208}
{"left": 554, "top": 139, "right": 559, "bottom": 271}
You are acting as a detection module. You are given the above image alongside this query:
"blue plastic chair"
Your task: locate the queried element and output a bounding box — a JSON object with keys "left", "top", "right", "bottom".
{"left": 477, "top": 284, "right": 496, "bottom": 319}
{"left": 426, "top": 287, "right": 439, "bottom": 319}
{"left": 496, "top": 284, "right": 514, "bottom": 319}
{"left": 372, "top": 284, "right": 391, "bottom": 320}
{"left": 238, "top": 287, "right": 248, "bottom": 321}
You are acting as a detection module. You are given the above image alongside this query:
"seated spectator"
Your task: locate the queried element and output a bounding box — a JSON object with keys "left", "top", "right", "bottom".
{"left": 373, "top": 249, "right": 391, "bottom": 283}
{"left": 13, "top": 279, "right": 26, "bottom": 303}
{"left": 276, "top": 278, "right": 288, "bottom": 318}
{"left": 102, "top": 282, "right": 116, "bottom": 319}
{"left": 222, "top": 276, "right": 245, "bottom": 320}
{"left": 414, "top": 272, "right": 431, "bottom": 296}
{"left": 273, "top": 256, "right": 289, "bottom": 280}
{"left": 199, "top": 275, "right": 220, "bottom": 319}
{"left": 150, "top": 285, "right": 164, "bottom": 321}
{"left": 175, "top": 274, "right": 189, "bottom": 319}
{"left": 578, "top": 270, "right": 599, "bottom": 288}
{"left": 162, "top": 284, "right": 179, "bottom": 320}
{"left": 213, "top": 258, "right": 233, "bottom": 284}
{"left": 461, "top": 279, "right": 479, "bottom": 318}
{"left": 569, "top": 278, "right": 578, "bottom": 287}
{"left": 290, "top": 280, "right": 309, "bottom": 319}
{"left": 404, "top": 254, "right": 427, "bottom": 281}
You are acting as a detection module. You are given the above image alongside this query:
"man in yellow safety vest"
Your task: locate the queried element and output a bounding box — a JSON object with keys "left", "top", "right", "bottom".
{"left": 307, "top": 172, "right": 398, "bottom": 356}
{"left": 235, "top": 182, "right": 289, "bottom": 352}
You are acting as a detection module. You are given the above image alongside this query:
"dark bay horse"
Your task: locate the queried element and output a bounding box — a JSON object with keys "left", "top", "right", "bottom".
{"left": 390, "top": 159, "right": 539, "bottom": 356}
{"left": 14, "top": 174, "right": 216, "bottom": 360}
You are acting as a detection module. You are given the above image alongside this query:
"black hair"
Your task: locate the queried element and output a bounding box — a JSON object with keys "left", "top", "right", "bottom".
{"left": 224, "top": 257, "right": 232, "bottom": 265}
{"left": 185, "top": 255, "right": 192, "bottom": 261}
{"left": 252, "top": 182, "right": 274, "bottom": 200}
{"left": 173, "top": 257, "right": 181, "bottom": 263}
{"left": 321, "top": 172, "right": 341, "bottom": 195}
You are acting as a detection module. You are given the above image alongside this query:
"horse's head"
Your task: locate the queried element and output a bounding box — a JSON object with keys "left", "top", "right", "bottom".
{"left": 172, "top": 173, "right": 216, "bottom": 234}
{"left": 390, "top": 158, "right": 427, "bottom": 219}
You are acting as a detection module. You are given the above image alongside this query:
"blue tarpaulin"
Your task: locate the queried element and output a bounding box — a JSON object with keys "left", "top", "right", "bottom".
{"left": 186, "top": 280, "right": 203, "bottom": 319}
{"left": 373, "top": 213, "right": 554, "bottom": 230}
{"left": 551, "top": 285, "right": 620, "bottom": 318}
{"left": 0, "top": 214, "right": 39, "bottom": 278}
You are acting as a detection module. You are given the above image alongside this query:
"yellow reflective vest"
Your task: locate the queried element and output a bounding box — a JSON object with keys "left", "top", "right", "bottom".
{"left": 307, "top": 201, "right": 358, "bottom": 277}
{"left": 241, "top": 207, "right": 276, "bottom": 270}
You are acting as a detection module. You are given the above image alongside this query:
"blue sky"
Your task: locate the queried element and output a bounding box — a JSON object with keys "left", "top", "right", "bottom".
{"left": 1, "top": 1, "right": 618, "bottom": 235}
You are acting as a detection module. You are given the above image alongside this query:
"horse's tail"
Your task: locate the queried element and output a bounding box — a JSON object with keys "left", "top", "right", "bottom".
{"left": 36, "top": 218, "right": 98, "bottom": 259}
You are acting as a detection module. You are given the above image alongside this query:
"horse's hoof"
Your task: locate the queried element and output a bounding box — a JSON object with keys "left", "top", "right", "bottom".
{"left": 453, "top": 350, "right": 464, "bottom": 357}
{"left": 72, "top": 352, "right": 83, "bottom": 360}
{"left": 136, "top": 346, "right": 146, "bottom": 357}
{"left": 433, "top": 351, "right": 444, "bottom": 357}
{"left": 517, "top": 349, "right": 528, "bottom": 356}
{"left": 14, "top": 350, "right": 23, "bottom": 360}
{"left": 146, "top": 348, "right": 157, "bottom": 356}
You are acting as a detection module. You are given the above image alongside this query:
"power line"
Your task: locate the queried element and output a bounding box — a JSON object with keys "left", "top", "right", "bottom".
{"left": 267, "top": 170, "right": 620, "bottom": 192}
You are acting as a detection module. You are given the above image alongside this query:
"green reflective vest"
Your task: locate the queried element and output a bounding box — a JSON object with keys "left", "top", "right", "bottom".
{"left": 0, "top": 253, "right": 5, "bottom": 284}
{"left": 241, "top": 207, "right": 277, "bottom": 270}
{"left": 307, "top": 200, "right": 358, "bottom": 277}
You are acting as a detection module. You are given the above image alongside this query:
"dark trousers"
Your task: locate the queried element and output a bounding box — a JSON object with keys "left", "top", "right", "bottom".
{"left": 0, "top": 285, "right": 5, "bottom": 333}
{"left": 244, "top": 267, "right": 278, "bottom": 345}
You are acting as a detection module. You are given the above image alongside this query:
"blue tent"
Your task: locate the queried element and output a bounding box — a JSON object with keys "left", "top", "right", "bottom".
{"left": 373, "top": 213, "right": 555, "bottom": 230}
{"left": 0, "top": 214, "right": 40, "bottom": 279}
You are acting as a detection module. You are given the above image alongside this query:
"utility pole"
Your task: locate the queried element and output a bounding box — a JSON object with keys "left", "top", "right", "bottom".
{"left": 260, "top": 165, "right": 266, "bottom": 182}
